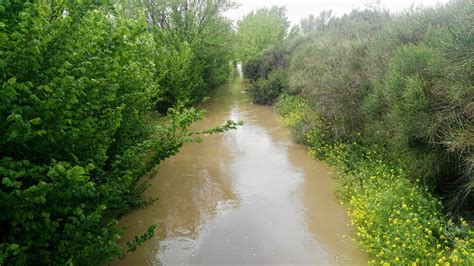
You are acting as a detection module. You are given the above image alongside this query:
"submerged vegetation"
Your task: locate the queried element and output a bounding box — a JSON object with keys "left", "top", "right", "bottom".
{"left": 0, "top": 0, "right": 237, "bottom": 264}
{"left": 242, "top": 0, "right": 473, "bottom": 263}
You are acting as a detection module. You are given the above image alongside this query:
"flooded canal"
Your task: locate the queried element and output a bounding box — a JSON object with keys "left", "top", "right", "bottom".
{"left": 116, "top": 75, "right": 367, "bottom": 265}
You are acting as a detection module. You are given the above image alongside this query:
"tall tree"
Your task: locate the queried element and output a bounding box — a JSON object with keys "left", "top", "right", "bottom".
{"left": 235, "top": 6, "right": 289, "bottom": 63}
{"left": 139, "top": 0, "right": 236, "bottom": 109}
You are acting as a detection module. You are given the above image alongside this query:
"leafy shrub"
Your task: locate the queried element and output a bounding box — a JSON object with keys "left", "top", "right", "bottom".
{"left": 154, "top": 37, "right": 206, "bottom": 111}
{"left": 0, "top": 1, "right": 237, "bottom": 264}
{"left": 143, "top": 0, "right": 235, "bottom": 112}
{"left": 243, "top": 45, "right": 289, "bottom": 82}
{"left": 248, "top": 69, "right": 288, "bottom": 105}
{"left": 288, "top": 37, "right": 370, "bottom": 142}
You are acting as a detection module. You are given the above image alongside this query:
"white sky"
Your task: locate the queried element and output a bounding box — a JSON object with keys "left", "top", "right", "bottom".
{"left": 225, "top": 0, "right": 451, "bottom": 25}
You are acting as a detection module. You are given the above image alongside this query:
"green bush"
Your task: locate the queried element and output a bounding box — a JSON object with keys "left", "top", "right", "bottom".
{"left": 243, "top": 45, "right": 289, "bottom": 82}
{"left": 0, "top": 3, "right": 154, "bottom": 263}
{"left": 248, "top": 68, "right": 288, "bottom": 105}
{"left": 364, "top": 41, "right": 473, "bottom": 206}
{"left": 143, "top": 0, "right": 235, "bottom": 112}
{"left": 288, "top": 37, "right": 370, "bottom": 142}
{"left": 154, "top": 37, "right": 206, "bottom": 111}
{"left": 364, "top": 45, "right": 447, "bottom": 185}
{"left": 0, "top": 1, "right": 237, "bottom": 264}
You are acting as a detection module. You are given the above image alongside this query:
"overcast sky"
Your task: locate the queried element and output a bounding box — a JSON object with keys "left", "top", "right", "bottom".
{"left": 225, "top": 0, "right": 451, "bottom": 25}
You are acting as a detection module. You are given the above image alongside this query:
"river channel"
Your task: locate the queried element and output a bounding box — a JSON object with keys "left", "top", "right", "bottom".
{"left": 116, "top": 74, "right": 367, "bottom": 265}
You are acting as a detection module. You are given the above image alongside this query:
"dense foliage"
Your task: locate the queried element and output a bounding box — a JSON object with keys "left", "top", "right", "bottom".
{"left": 235, "top": 6, "right": 289, "bottom": 63}
{"left": 236, "top": 8, "right": 293, "bottom": 105}
{"left": 242, "top": 45, "right": 288, "bottom": 104}
{"left": 244, "top": 0, "right": 473, "bottom": 211}
{"left": 0, "top": 0, "right": 237, "bottom": 264}
{"left": 276, "top": 95, "right": 473, "bottom": 265}
{"left": 247, "top": 68, "right": 288, "bottom": 105}
{"left": 141, "top": 0, "right": 236, "bottom": 111}
{"left": 243, "top": 0, "right": 473, "bottom": 263}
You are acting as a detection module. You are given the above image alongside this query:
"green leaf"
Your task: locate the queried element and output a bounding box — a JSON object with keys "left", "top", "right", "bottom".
{"left": 29, "top": 118, "right": 42, "bottom": 125}
{"left": 7, "top": 77, "right": 16, "bottom": 84}
{"left": 33, "top": 130, "right": 47, "bottom": 136}
{"left": 2, "top": 177, "right": 12, "bottom": 186}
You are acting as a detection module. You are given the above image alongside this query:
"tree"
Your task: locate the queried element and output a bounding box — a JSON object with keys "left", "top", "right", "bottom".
{"left": 235, "top": 6, "right": 289, "bottom": 63}
{"left": 299, "top": 11, "right": 333, "bottom": 35}
{"left": 140, "top": 0, "right": 236, "bottom": 110}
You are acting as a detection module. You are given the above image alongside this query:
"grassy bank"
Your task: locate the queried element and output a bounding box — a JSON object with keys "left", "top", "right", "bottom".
{"left": 275, "top": 94, "right": 473, "bottom": 265}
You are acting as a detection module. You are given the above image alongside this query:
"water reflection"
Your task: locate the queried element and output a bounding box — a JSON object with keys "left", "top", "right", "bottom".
{"left": 236, "top": 63, "right": 243, "bottom": 80}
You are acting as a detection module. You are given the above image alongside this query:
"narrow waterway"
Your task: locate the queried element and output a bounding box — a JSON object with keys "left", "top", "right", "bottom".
{"left": 116, "top": 75, "right": 367, "bottom": 265}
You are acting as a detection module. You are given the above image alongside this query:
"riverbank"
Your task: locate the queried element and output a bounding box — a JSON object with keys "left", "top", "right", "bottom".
{"left": 275, "top": 94, "right": 474, "bottom": 265}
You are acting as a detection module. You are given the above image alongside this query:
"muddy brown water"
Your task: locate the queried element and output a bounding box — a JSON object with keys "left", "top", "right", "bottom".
{"left": 116, "top": 76, "right": 367, "bottom": 265}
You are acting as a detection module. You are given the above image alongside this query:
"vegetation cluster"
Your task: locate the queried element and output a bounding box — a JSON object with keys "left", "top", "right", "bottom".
{"left": 240, "top": 0, "right": 473, "bottom": 263}
{"left": 0, "top": 0, "right": 237, "bottom": 264}
{"left": 243, "top": 0, "right": 473, "bottom": 211}
{"left": 276, "top": 96, "right": 473, "bottom": 264}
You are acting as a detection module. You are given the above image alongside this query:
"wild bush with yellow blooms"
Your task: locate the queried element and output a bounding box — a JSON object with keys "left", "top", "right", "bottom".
{"left": 275, "top": 95, "right": 474, "bottom": 265}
